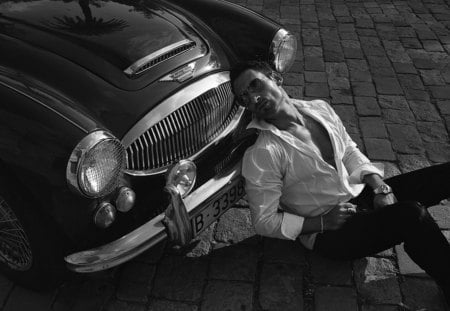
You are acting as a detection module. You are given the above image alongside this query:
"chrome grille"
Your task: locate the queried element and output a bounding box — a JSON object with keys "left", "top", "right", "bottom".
{"left": 126, "top": 81, "right": 237, "bottom": 172}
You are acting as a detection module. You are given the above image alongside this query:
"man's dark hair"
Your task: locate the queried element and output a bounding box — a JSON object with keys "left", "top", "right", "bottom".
{"left": 230, "top": 61, "right": 279, "bottom": 94}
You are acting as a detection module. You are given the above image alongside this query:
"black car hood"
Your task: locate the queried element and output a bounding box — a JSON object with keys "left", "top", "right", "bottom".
{"left": 0, "top": 0, "right": 208, "bottom": 90}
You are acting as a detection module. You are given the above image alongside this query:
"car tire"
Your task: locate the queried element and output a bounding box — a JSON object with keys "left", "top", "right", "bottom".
{"left": 0, "top": 178, "right": 67, "bottom": 290}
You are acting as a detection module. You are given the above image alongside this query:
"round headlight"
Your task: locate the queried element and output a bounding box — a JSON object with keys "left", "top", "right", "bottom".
{"left": 270, "top": 29, "right": 297, "bottom": 73}
{"left": 165, "top": 160, "right": 197, "bottom": 198}
{"left": 67, "top": 131, "right": 125, "bottom": 198}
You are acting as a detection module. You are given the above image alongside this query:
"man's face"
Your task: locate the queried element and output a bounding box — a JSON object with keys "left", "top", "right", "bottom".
{"left": 233, "top": 69, "right": 284, "bottom": 119}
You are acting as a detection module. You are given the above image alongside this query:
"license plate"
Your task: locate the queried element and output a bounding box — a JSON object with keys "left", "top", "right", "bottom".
{"left": 191, "top": 177, "right": 245, "bottom": 235}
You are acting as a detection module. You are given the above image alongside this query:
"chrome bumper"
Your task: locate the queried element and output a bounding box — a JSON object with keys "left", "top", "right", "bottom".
{"left": 64, "top": 162, "right": 242, "bottom": 273}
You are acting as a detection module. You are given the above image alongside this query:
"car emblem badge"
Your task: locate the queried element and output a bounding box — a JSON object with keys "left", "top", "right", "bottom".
{"left": 159, "top": 63, "right": 196, "bottom": 83}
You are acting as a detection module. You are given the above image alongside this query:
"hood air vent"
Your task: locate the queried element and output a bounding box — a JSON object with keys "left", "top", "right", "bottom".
{"left": 124, "top": 39, "right": 196, "bottom": 77}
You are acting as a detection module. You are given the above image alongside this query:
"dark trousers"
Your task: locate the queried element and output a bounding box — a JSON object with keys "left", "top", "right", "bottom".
{"left": 313, "top": 162, "right": 450, "bottom": 294}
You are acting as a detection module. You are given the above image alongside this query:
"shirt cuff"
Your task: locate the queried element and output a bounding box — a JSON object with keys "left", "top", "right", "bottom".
{"left": 280, "top": 212, "right": 304, "bottom": 240}
{"left": 349, "top": 162, "right": 385, "bottom": 184}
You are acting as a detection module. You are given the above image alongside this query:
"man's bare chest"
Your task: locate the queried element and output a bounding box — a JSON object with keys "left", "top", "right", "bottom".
{"left": 289, "top": 116, "right": 336, "bottom": 168}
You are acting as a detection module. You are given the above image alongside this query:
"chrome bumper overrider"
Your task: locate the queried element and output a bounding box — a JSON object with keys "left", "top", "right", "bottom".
{"left": 64, "top": 162, "right": 242, "bottom": 273}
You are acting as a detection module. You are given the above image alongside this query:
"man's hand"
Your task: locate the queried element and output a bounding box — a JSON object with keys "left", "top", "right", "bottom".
{"left": 373, "top": 193, "right": 397, "bottom": 209}
{"left": 322, "top": 202, "right": 357, "bottom": 231}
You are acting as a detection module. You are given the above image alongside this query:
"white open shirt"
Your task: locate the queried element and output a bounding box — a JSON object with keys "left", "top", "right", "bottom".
{"left": 242, "top": 99, "right": 384, "bottom": 249}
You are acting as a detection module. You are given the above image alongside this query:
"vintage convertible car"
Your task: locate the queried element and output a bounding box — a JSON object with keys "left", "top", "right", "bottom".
{"left": 0, "top": 0, "right": 296, "bottom": 287}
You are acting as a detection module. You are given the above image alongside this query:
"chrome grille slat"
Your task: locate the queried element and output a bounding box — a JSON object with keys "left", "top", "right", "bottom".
{"left": 125, "top": 80, "right": 238, "bottom": 174}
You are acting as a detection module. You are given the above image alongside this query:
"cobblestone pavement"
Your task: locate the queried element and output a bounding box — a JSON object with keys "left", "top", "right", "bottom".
{"left": 1, "top": 0, "right": 450, "bottom": 310}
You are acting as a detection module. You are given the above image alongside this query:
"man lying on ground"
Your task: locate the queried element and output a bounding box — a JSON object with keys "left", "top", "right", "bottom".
{"left": 231, "top": 60, "right": 450, "bottom": 304}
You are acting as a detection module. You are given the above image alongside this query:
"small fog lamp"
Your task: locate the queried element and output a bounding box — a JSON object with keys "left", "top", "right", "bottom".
{"left": 115, "top": 187, "right": 136, "bottom": 212}
{"left": 94, "top": 202, "right": 116, "bottom": 228}
{"left": 166, "top": 160, "right": 197, "bottom": 198}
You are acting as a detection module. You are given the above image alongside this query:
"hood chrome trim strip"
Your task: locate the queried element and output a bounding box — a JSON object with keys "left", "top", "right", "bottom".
{"left": 123, "top": 39, "right": 196, "bottom": 77}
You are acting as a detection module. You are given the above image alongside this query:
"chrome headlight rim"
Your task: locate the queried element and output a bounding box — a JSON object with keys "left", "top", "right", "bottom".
{"left": 66, "top": 130, "right": 125, "bottom": 199}
{"left": 270, "top": 28, "right": 297, "bottom": 73}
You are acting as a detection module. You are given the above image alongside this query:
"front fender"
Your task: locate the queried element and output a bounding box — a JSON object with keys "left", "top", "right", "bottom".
{"left": 163, "top": 0, "right": 281, "bottom": 63}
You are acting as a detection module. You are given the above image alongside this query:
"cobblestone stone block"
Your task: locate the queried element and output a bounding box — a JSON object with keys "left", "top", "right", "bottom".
{"left": 424, "top": 142, "right": 450, "bottom": 162}
{"left": 119, "top": 262, "right": 156, "bottom": 284}
{"left": 305, "top": 82, "right": 330, "bottom": 97}
{"left": 305, "top": 56, "right": 325, "bottom": 71}
{"left": 401, "top": 277, "right": 447, "bottom": 311}
{"left": 210, "top": 244, "right": 258, "bottom": 281}
{"left": 383, "top": 41, "right": 411, "bottom": 63}
{"left": 116, "top": 262, "right": 155, "bottom": 302}
{"left": 333, "top": 105, "right": 358, "bottom": 130}
{"left": 396, "top": 26, "right": 416, "bottom": 38}
{"left": 134, "top": 240, "right": 166, "bottom": 264}
{"left": 347, "top": 59, "right": 369, "bottom": 72}
{"left": 417, "top": 121, "right": 449, "bottom": 142}
{"left": 201, "top": 280, "right": 253, "bottom": 311}
{"left": 410, "top": 101, "right": 442, "bottom": 121}
{"left": 147, "top": 299, "right": 198, "bottom": 311}
{"left": 309, "top": 252, "right": 352, "bottom": 285}
{"left": 437, "top": 100, "right": 450, "bottom": 115}
{"left": 283, "top": 73, "right": 304, "bottom": 86}
{"left": 420, "top": 69, "right": 446, "bottom": 85}
{"left": 401, "top": 37, "right": 422, "bottom": 49}
{"left": 372, "top": 66, "right": 396, "bottom": 78}
{"left": 326, "top": 62, "right": 349, "bottom": 77}
{"left": 404, "top": 88, "right": 431, "bottom": 101}
{"left": 395, "top": 243, "right": 426, "bottom": 277}
{"left": 423, "top": 40, "right": 444, "bottom": 52}
{"left": 352, "top": 82, "right": 377, "bottom": 96}
{"left": 260, "top": 263, "right": 304, "bottom": 311}
{"left": 284, "top": 85, "right": 304, "bottom": 99}
{"left": 302, "top": 29, "right": 321, "bottom": 46}
{"left": 70, "top": 281, "right": 114, "bottom": 311}
{"left": 315, "top": 287, "right": 358, "bottom": 311}
{"left": 355, "top": 97, "right": 381, "bottom": 116}
{"left": 382, "top": 109, "right": 416, "bottom": 125}
{"left": 393, "top": 62, "right": 416, "bottom": 74}
{"left": 361, "top": 305, "right": 399, "bottom": 311}
{"left": 387, "top": 124, "right": 424, "bottom": 153}
{"left": 373, "top": 77, "right": 403, "bottom": 95}
{"left": 328, "top": 76, "right": 351, "bottom": 90}
{"left": 323, "top": 48, "right": 345, "bottom": 62}
{"left": 116, "top": 281, "right": 150, "bottom": 303}
{"left": 397, "top": 154, "right": 430, "bottom": 173}
{"left": 430, "top": 86, "right": 450, "bottom": 99}
{"left": 305, "top": 71, "right": 327, "bottom": 82}
{"left": 363, "top": 138, "right": 396, "bottom": 161}
{"left": 429, "top": 204, "right": 450, "bottom": 229}
{"left": 367, "top": 55, "right": 392, "bottom": 69}
{"left": 304, "top": 46, "right": 323, "bottom": 57}
{"left": 152, "top": 256, "right": 207, "bottom": 301}
{"left": 330, "top": 89, "right": 353, "bottom": 104}
{"left": 398, "top": 74, "right": 425, "bottom": 90}
{"left": 3, "top": 286, "right": 56, "bottom": 311}
{"left": 263, "top": 238, "right": 306, "bottom": 264}
{"left": 215, "top": 208, "right": 256, "bottom": 244}
{"left": 360, "top": 117, "right": 388, "bottom": 138}
{"left": 354, "top": 257, "right": 402, "bottom": 304}
{"left": 413, "top": 58, "right": 438, "bottom": 69}
{"left": 105, "top": 300, "right": 146, "bottom": 311}
{"left": 349, "top": 70, "right": 373, "bottom": 82}
{"left": 378, "top": 95, "right": 409, "bottom": 110}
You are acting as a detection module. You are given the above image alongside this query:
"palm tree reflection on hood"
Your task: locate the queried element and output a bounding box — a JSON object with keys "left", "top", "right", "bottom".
{"left": 49, "top": 0, "right": 128, "bottom": 35}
